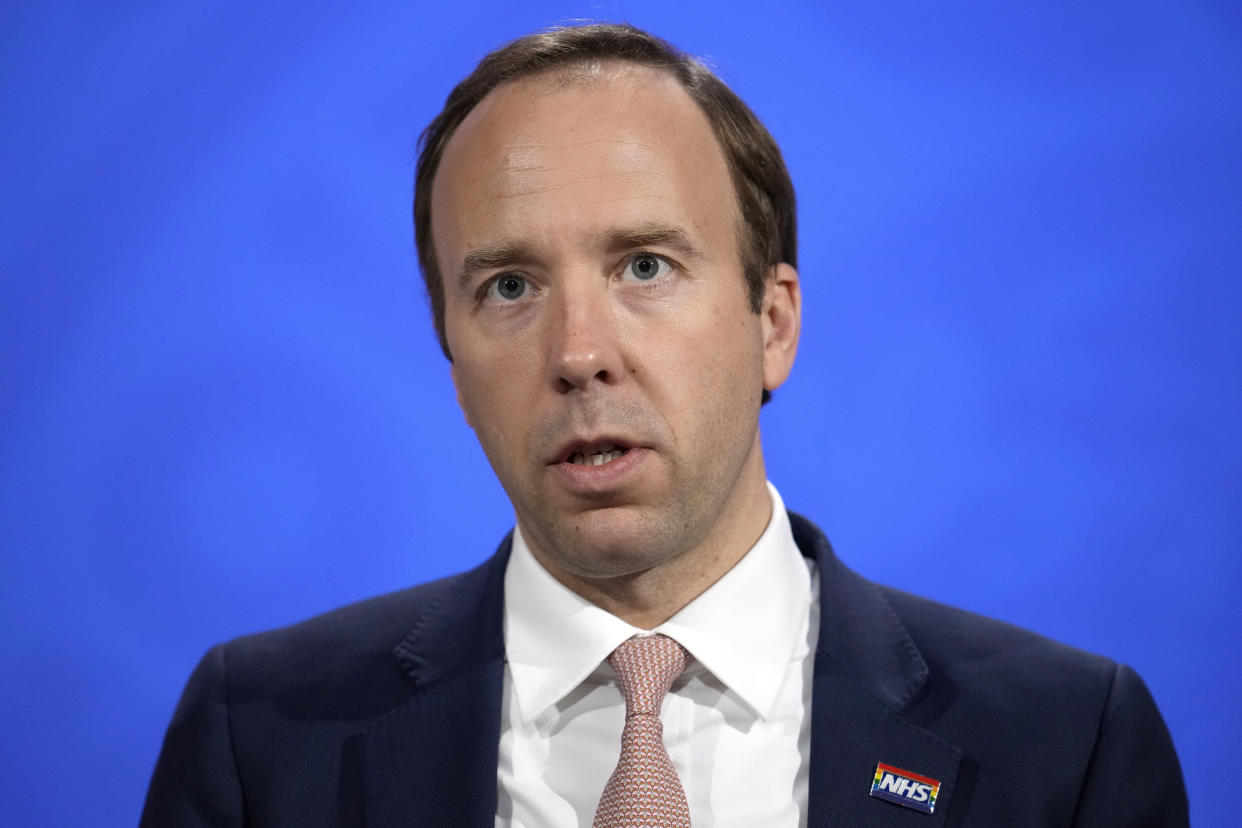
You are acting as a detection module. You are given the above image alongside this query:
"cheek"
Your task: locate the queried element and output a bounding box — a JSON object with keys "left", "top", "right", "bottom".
{"left": 456, "top": 359, "right": 535, "bottom": 458}
{"left": 682, "top": 306, "right": 765, "bottom": 382}
{"left": 641, "top": 316, "right": 763, "bottom": 430}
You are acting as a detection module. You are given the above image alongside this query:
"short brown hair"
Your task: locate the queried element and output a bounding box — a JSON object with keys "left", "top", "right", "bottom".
{"left": 413, "top": 22, "right": 797, "bottom": 358}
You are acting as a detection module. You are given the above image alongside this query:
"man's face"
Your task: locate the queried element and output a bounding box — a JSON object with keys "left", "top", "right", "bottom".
{"left": 432, "top": 64, "right": 798, "bottom": 590}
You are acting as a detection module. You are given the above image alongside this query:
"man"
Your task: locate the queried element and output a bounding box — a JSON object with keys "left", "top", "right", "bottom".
{"left": 142, "top": 23, "right": 1188, "bottom": 827}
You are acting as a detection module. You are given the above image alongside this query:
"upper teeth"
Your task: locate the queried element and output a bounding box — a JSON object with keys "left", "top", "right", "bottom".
{"left": 569, "top": 445, "right": 626, "bottom": 466}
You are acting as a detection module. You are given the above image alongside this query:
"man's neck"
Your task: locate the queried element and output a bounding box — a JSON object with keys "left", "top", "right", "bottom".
{"left": 525, "top": 470, "right": 774, "bottom": 629}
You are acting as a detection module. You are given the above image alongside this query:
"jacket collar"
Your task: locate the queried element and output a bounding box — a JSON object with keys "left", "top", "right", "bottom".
{"left": 360, "top": 516, "right": 964, "bottom": 826}
{"left": 790, "top": 513, "right": 964, "bottom": 826}
{"left": 358, "top": 537, "right": 512, "bottom": 828}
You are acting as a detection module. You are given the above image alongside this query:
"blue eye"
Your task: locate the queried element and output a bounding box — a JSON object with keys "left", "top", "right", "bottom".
{"left": 488, "top": 274, "right": 527, "bottom": 301}
{"left": 624, "top": 254, "right": 671, "bottom": 282}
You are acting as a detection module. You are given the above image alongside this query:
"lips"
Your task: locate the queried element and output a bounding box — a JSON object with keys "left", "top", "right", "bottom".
{"left": 547, "top": 435, "right": 648, "bottom": 493}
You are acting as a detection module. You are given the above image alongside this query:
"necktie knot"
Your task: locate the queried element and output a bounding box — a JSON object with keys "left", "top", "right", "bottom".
{"left": 608, "top": 634, "right": 691, "bottom": 717}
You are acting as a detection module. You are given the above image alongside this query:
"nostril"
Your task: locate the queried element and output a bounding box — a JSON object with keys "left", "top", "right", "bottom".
{"left": 555, "top": 368, "right": 609, "bottom": 393}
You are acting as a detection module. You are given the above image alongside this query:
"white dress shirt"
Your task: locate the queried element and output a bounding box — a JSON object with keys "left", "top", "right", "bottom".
{"left": 497, "top": 482, "right": 819, "bottom": 827}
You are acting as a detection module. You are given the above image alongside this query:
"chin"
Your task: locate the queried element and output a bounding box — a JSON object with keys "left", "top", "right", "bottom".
{"left": 542, "top": 504, "right": 695, "bottom": 580}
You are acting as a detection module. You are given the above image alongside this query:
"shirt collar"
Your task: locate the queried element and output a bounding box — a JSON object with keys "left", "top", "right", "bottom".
{"left": 503, "top": 482, "right": 812, "bottom": 723}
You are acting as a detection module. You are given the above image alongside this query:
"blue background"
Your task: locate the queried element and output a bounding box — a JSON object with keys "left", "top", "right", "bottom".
{"left": 2, "top": 2, "right": 1238, "bottom": 824}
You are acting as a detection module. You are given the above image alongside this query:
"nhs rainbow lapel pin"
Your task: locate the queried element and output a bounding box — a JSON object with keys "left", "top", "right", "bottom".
{"left": 870, "top": 762, "right": 941, "bottom": 814}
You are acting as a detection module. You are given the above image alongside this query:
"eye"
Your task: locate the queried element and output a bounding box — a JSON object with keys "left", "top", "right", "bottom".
{"left": 485, "top": 273, "right": 528, "bottom": 302}
{"left": 622, "top": 253, "right": 673, "bottom": 283}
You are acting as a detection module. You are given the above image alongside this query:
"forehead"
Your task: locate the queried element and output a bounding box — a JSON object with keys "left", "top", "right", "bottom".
{"left": 430, "top": 63, "right": 738, "bottom": 266}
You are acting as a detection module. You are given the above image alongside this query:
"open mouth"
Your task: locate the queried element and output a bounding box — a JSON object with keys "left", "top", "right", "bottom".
{"left": 565, "top": 443, "right": 630, "bottom": 467}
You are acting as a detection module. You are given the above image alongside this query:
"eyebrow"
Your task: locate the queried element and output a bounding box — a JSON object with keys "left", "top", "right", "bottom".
{"left": 457, "top": 242, "right": 536, "bottom": 291}
{"left": 603, "top": 223, "right": 699, "bottom": 257}
{"left": 455, "top": 222, "right": 705, "bottom": 291}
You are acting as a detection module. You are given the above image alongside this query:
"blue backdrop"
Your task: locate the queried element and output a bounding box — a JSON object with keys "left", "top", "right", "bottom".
{"left": 2, "top": 2, "right": 1238, "bottom": 825}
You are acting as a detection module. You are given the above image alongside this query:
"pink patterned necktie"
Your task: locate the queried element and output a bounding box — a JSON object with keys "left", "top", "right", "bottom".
{"left": 593, "top": 634, "right": 693, "bottom": 828}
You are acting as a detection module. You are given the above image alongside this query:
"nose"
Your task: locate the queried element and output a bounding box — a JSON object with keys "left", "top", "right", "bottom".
{"left": 547, "top": 282, "right": 622, "bottom": 394}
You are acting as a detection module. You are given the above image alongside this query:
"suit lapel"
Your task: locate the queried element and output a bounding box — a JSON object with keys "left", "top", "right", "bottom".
{"left": 359, "top": 539, "right": 511, "bottom": 828}
{"left": 791, "top": 514, "right": 964, "bottom": 826}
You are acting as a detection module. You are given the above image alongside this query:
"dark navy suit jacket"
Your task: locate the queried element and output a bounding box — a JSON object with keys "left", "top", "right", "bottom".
{"left": 142, "top": 514, "right": 1188, "bottom": 826}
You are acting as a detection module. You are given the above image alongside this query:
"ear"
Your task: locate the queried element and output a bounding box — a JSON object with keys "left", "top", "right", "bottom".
{"left": 760, "top": 262, "right": 801, "bottom": 392}
{"left": 449, "top": 362, "right": 474, "bottom": 430}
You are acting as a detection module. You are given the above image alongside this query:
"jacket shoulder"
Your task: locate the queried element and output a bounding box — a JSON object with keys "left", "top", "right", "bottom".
{"left": 222, "top": 554, "right": 498, "bottom": 704}
{"left": 144, "top": 550, "right": 510, "bottom": 827}
{"left": 878, "top": 584, "right": 1117, "bottom": 686}
{"left": 878, "top": 585, "right": 1186, "bottom": 824}
{"left": 791, "top": 510, "right": 1119, "bottom": 703}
